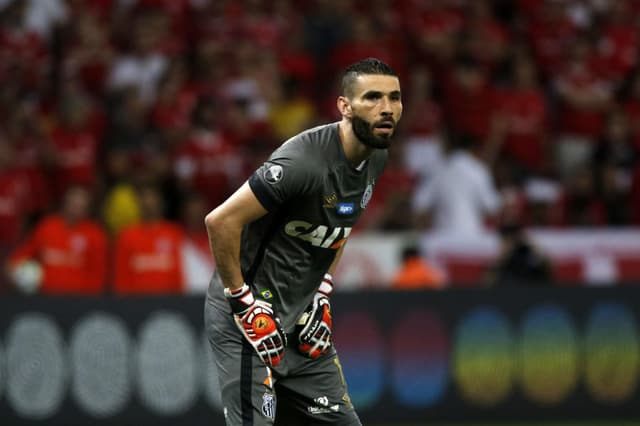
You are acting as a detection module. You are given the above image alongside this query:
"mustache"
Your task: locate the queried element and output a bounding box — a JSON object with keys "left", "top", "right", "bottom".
{"left": 373, "top": 117, "right": 396, "bottom": 127}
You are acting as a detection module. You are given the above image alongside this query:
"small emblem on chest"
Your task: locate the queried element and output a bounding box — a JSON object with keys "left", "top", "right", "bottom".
{"left": 323, "top": 193, "right": 338, "bottom": 208}
{"left": 361, "top": 183, "right": 374, "bottom": 208}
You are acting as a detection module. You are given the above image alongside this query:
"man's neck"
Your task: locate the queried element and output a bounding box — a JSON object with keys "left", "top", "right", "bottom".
{"left": 338, "top": 119, "right": 374, "bottom": 168}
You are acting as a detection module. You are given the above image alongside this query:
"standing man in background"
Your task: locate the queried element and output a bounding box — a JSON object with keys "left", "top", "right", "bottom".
{"left": 7, "top": 185, "right": 107, "bottom": 295}
{"left": 204, "top": 58, "right": 402, "bottom": 425}
{"left": 113, "top": 184, "right": 184, "bottom": 295}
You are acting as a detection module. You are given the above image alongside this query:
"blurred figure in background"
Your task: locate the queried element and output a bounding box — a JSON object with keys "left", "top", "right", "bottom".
{"left": 6, "top": 185, "right": 107, "bottom": 295}
{"left": 592, "top": 109, "right": 637, "bottom": 225}
{"left": 113, "top": 183, "right": 184, "bottom": 295}
{"left": 180, "top": 191, "right": 214, "bottom": 294}
{"left": 47, "top": 84, "right": 101, "bottom": 199}
{"left": 173, "top": 95, "right": 244, "bottom": 211}
{"left": 413, "top": 133, "right": 501, "bottom": 234}
{"left": 486, "top": 223, "right": 551, "bottom": 287}
{"left": 391, "top": 244, "right": 445, "bottom": 290}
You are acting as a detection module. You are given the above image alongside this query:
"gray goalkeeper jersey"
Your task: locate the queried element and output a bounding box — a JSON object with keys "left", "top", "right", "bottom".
{"left": 208, "top": 122, "right": 388, "bottom": 332}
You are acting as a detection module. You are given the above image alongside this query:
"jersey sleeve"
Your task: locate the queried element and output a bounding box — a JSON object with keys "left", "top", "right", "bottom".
{"left": 248, "top": 143, "right": 319, "bottom": 211}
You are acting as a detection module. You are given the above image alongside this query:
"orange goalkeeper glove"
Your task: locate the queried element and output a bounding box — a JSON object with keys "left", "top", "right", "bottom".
{"left": 225, "top": 283, "right": 287, "bottom": 367}
{"left": 297, "top": 273, "right": 333, "bottom": 359}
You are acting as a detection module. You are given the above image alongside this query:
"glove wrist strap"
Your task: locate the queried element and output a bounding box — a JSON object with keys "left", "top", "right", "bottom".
{"left": 318, "top": 274, "right": 333, "bottom": 296}
{"left": 224, "top": 283, "right": 255, "bottom": 313}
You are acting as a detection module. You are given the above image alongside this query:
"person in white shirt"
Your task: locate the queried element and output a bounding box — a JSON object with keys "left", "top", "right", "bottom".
{"left": 413, "top": 133, "right": 501, "bottom": 235}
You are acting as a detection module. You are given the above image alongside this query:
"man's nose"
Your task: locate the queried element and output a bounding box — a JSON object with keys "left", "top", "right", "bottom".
{"left": 380, "top": 97, "right": 393, "bottom": 116}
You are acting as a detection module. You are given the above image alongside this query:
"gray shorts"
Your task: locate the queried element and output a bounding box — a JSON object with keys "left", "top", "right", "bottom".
{"left": 204, "top": 296, "right": 361, "bottom": 426}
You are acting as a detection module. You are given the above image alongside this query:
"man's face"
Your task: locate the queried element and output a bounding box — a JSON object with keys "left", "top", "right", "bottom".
{"left": 347, "top": 74, "right": 402, "bottom": 149}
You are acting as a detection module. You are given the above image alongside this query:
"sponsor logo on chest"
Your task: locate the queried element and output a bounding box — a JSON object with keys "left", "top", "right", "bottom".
{"left": 285, "top": 220, "right": 351, "bottom": 249}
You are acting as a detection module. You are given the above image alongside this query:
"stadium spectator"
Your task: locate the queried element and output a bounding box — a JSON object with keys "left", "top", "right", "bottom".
{"left": 442, "top": 56, "right": 496, "bottom": 145}
{"left": 391, "top": 244, "right": 446, "bottom": 289}
{"left": 401, "top": 66, "right": 444, "bottom": 182}
{"left": 486, "top": 222, "right": 552, "bottom": 287}
{"left": 489, "top": 51, "right": 550, "bottom": 177}
{"left": 553, "top": 35, "right": 614, "bottom": 179}
{"left": 0, "top": 0, "right": 50, "bottom": 93}
{"left": 593, "top": 0, "right": 638, "bottom": 86}
{"left": 365, "top": 141, "right": 417, "bottom": 231}
{"left": 0, "top": 134, "right": 29, "bottom": 290}
{"left": 179, "top": 191, "right": 214, "bottom": 294}
{"left": 113, "top": 184, "right": 184, "bottom": 295}
{"left": 101, "top": 147, "right": 142, "bottom": 235}
{"left": 6, "top": 185, "right": 108, "bottom": 295}
{"left": 149, "top": 58, "right": 197, "bottom": 148}
{"left": 173, "top": 95, "right": 245, "bottom": 211}
{"left": 107, "top": 9, "right": 169, "bottom": 106}
{"left": 4, "top": 97, "right": 51, "bottom": 217}
{"left": 561, "top": 165, "right": 606, "bottom": 226}
{"left": 47, "top": 84, "right": 102, "bottom": 199}
{"left": 524, "top": 0, "right": 577, "bottom": 79}
{"left": 61, "top": 8, "right": 115, "bottom": 95}
{"left": 413, "top": 133, "right": 501, "bottom": 234}
{"left": 592, "top": 109, "right": 638, "bottom": 225}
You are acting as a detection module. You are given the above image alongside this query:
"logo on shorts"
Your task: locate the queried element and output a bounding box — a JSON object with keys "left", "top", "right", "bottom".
{"left": 262, "top": 392, "right": 275, "bottom": 419}
{"left": 307, "top": 396, "right": 339, "bottom": 415}
{"left": 264, "top": 165, "right": 283, "bottom": 184}
{"left": 314, "top": 396, "right": 329, "bottom": 407}
{"left": 260, "top": 289, "right": 273, "bottom": 299}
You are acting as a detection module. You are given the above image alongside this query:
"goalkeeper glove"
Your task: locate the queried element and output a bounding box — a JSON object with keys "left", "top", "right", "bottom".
{"left": 297, "top": 273, "right": 333, "bottom": 359}
{"left": 225, "top": 283, "right": 287, "bottom": 367}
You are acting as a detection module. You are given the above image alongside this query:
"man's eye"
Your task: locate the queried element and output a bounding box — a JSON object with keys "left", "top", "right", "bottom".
{"left": 364, "top": 93, "right": 381, "bottom": 100}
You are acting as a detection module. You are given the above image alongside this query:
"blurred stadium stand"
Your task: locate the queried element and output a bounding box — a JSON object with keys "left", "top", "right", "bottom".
{"left": 2, "top": 0, "right": 640, "bottom": 291}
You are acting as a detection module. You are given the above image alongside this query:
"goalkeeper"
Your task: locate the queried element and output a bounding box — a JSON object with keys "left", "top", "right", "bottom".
{"left": 204, "top": 58, "right": 402, "bottom": 426}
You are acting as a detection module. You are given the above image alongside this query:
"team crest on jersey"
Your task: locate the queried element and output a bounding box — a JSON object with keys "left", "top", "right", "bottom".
{"left": 262, "top": 392, "right": 275, "bottom": 419}
{"left": 361, "top": 183, "right": 374, "bottom": 208}
{"left": 264, "top": 164, "right": 283, "bottom": 184}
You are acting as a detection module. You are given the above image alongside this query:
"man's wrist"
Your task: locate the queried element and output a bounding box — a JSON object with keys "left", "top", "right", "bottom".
{"left": 319, "top": 274, "right": 333, "bottom": 296}
{"left": 224, "top": 283, "right": 249, "bottom": 297}
{"left": 224, "top": 283, "right": 255, "bottom": 313}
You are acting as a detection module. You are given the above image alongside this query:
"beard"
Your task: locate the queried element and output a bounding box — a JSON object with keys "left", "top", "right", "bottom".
{"left": 351, "top": 113, "right": 396, "bottom": 149}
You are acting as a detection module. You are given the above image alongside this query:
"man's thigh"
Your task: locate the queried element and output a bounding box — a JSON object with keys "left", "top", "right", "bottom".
{"left": 205, "top": 299, "right": 360, "bottom": 426}
{"left": 205, "top": 298, "right": 278, "bottom": 426}
{"left": 274, "top": 351, "right": 361, "bottom": 426}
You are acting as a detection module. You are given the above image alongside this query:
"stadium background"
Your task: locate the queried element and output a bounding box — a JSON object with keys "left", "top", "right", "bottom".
{"left": 1, "top": 0, "right": 640, "bottom": 424}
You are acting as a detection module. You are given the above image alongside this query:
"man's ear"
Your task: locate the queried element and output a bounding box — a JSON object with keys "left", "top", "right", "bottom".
{"left": 337, "top": 96, "right": 352, "bottom": 118}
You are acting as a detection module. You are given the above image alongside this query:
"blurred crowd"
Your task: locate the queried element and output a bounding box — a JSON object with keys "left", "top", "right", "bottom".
{"left": 2, "top": 0, "right": 640, "bottom": 293}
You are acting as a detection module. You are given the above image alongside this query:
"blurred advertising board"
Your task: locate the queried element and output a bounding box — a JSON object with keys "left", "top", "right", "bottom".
{"left": 1, "top": 288, "right": 639, "bottom": 424}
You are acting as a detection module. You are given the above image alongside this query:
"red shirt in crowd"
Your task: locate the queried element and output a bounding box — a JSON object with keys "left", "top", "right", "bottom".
{"left": 49, "top": 126, "right": 98, "bottom": 198}
{"left": 555, "top": 58, "right": 611, "bottom": 138}
{"left": 173, "top": 130, "right": 243, "bottom": 210}
{"left": 114, "top": 220, "right": 184, "bottom": 295}
{"left": 12, "top": 137, "right": 51, "bottom": 214}
{"left": 596, "top": 22, "right": 638, "bottom": 83}
{"left": 8, "top": 215, "right": 108, "bottom": 294}
{"left": 0, "top": 168, "right": 29, "bottom": 248}
{"left": 526, "top": 10, "right": 577, "bottom": 77}
{"left": 443, "top": 70, "right": 496, "bottom": 142}
{"left": 493, "top": 87, "right": 548, "bottom": 171}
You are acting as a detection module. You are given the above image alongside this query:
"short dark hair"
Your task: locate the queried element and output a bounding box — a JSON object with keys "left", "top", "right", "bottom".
{"left": 341, "top": 57, "right": 398, "bottom": 98}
